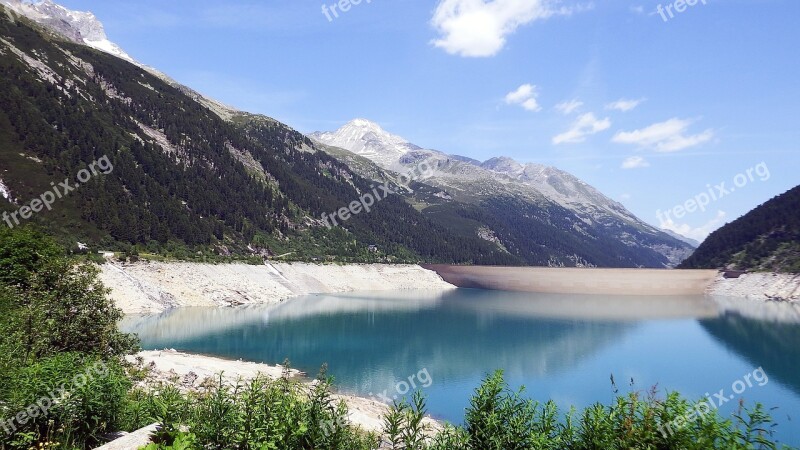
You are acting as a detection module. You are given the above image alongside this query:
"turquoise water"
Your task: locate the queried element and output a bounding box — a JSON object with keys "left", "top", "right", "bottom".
{"left": 121, "top": 289, "right": 800, "bottom": 445}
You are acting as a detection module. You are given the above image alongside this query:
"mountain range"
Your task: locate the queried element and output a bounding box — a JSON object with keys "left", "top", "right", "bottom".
{"left": 312, "top": 120, "right": 695, "bottom": 267}
{"left": 0, "top": 0, "right": 695, "bottom": 267}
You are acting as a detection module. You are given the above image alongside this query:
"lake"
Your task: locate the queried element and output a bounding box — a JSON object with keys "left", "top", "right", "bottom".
{"left": 120, "top": 289, "right": 800, "bottom": 445}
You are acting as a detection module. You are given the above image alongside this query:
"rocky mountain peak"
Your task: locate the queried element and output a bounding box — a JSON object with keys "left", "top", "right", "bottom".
{"left": 1, "top": 0, "right": 134, "bottom": 61}
{"left": 311, "top": 119, "right": 422, "bottom": 169}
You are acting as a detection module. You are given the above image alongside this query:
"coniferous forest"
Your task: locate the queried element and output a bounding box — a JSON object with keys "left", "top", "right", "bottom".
{"left": 0, "top": 13, "right": 516, "bottom": 264}
{"left": 680, "top": 185, "right": 800, "bottom": 273}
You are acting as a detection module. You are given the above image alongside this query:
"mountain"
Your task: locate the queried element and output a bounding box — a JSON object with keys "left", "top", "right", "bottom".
{"left": 0, "top": 0, "right": 692, "bottom": 268}
{"left": 310, "top": 119, "right": 421, "bottom": 170}
{"left": 0, "top": 4, "right": 518, "bottom": 264}
{"left": 661, "top": 229, "right": 700, "bottom": 248}
{"left": 312, "top": 119, "right": 696, "bottom": 268}
{"left": 680, "top": 185, "right": 800, "bottom": 273}
{"left": 1, "top": 0, "right": 133, "bottom": 61}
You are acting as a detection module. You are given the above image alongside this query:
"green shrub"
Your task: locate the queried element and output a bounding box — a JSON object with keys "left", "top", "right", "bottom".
{"left": 128, "top": 368, "right": 378, "bottom": 450}
{"left": 131, "top": 370, "right": 792, "bottom": 450}
{"left": 455, "top": 371, "right": 789, "bottom": 450}
{"left": 0, "top": 226, "right": 63, "bottom": 288}
{"left": 0, "top": 353, "right": 131, "bottom": 449}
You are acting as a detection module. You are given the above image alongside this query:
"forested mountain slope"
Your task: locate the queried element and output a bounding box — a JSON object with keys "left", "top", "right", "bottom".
{"left": 0, "top": 3, "right": 694, "bottom": 268}
{"left": 680, "top": 185, "right": 800, "bottom": 272}
{"left": 0, "top": 11, "right": 516, "bottom": 264}
{"left": 313, "top": 120, "right": 696, "bottom": 268}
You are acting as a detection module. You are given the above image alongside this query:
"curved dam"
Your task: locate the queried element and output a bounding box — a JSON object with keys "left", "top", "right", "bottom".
{"left": 422, "top": 265, "right": 719, "bottom": 296}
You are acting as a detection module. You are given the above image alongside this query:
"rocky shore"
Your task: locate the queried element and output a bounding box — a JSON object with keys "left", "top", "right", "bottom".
{"left": 708, "top": 272, "right": 800, "bottom": 303}
{"left": 94, "top": 350, "right": 441, "bottom": 450}
{"left": 99, "top": 260, "right": 455, "bottom": 314}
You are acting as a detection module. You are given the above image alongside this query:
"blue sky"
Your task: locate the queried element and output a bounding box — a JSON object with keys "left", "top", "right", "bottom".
{"left": 58, "top": 0, "right": 800, "bottom": 241}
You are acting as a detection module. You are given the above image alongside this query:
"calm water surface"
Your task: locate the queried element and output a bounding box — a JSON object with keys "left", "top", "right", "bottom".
{"left": 121, "top": 289, "right": 800, "bottom": 445}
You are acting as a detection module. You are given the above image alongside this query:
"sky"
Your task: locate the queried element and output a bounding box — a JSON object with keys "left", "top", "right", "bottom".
{"left": 56, "top": 0, "right": 800, "bottom": 242}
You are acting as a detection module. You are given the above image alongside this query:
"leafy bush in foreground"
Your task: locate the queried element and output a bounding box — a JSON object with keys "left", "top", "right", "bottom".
{"left": 0, "top": 353, "right": 131, "bottom": 449}
{"left": 136, "top": 370, "right": 792, "bottom": 450}
{"left": 127, "top": 367, "right": 378, "bottom": 450}
{"left": 0, "top": 226, "right": 139, "bottom": 450}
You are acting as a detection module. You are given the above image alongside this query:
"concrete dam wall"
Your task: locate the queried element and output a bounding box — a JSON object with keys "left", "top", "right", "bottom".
{"left": 422, "top": 265, "right": 719, "bottom": 296}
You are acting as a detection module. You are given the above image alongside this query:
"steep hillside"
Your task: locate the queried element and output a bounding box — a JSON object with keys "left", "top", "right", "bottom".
{"left": 0, "top": 9, "right": 516, "bottom": 264}
{"left": 0, "top": 0, "right": 694, "bottom": 269}
{"left": 680, "top": 185, "right": 800, "bottom": 272}
{"left": 313, "top": 120, "right": 695, "bottom": 268}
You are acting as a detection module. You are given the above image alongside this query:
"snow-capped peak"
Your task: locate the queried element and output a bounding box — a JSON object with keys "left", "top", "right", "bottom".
{"left": 311, "top": 119, "right": 422, "bottom": 169}
{"left": 1, "top": 0, "right": 135, "bottom": 62}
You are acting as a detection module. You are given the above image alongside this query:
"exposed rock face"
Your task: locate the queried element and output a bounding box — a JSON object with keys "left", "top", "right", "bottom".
{"left": 99, "top": 261, "right": 455, "bottom": 314}
{"left": 708, "top": 272, "right": 800, "bottom": 303}
{"left": 1, "top": 0, "right": 134, "bottom": 61}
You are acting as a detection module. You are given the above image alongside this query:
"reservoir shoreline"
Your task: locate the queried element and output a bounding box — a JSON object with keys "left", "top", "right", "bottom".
{"left": 103, "top": 262, "right": 800, "bottom": 449}
{"left": 101, "top": 261, "right": 799, "bottom": 316}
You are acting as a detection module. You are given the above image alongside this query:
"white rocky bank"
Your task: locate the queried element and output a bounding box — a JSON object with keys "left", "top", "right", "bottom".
{"left": 98, "top": 261, "right": 454, "bottom": 314}
{"left": 708, "top": 272, "right": 800, "bottom": 303}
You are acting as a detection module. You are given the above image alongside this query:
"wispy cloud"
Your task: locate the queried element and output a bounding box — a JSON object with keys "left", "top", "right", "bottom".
{"left": 612, "top": 118, "right": 714, "bottom": 152}
{"left": 505, "top": 84, "right": 541, "bottom": 111}
{"left": 553, "top": 112, "right": 611, "bottom": 144}
{"left": 621, "top": 156, "right": 650, "bottom": 169}
{"left": 555, "top": 99, "right": 583, "bottom": 115}
{"left": 430, "top": 0, "right": 590, "bottom": 57}
{"left": 660, "top": 210, "right": 727, "bottom": 242}
{"left": 606, "top": 98, "right": 645, "bottom": 112}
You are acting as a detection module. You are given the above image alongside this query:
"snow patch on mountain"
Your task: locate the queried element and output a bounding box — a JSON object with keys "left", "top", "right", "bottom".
{"left": 83, "top": 37, "right": 132, "bottom": 62}
{"left": 2, "top": 0, "right": 243, "bottom": 122}
{"left": 312, "top": 121, "right": 643, "bottom": 225}
{"left": 312, "top": 118, "right": 695, "bottom": 267}
{"left": 311, "top": 119, "right": 422, "bottom": 170}
{"left": 1, "top": 0, "right": 134, "bottom": 62}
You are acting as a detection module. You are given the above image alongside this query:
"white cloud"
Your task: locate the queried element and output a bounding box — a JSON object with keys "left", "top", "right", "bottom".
{"left": 621, "top": 156, "right": 650, "bottom": 169}
{"left": 430, "top": 0, "right": 586, "bottom": 57}
{"left": 605, "top": 98, "right": 644, "bottom": 112}
{"left": 552, "top": 112, "right": 611, "bottom": 144}
{"left": 612, "top": 118, "right": 714, "bottom": 152}
{"left": 505, "top": 84, "right": 534, "bottom": 103}
{"left": 660, "top": 210, "right": 727, "bottom": 242}
{"left": 620, "top": 193, "right": 632, "bottom": 200}
{"left": 505, "top": 84, "right": 541, "bottom": 111}
{"left": 555, "top": 99, "right": 583, "bottom": 115}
